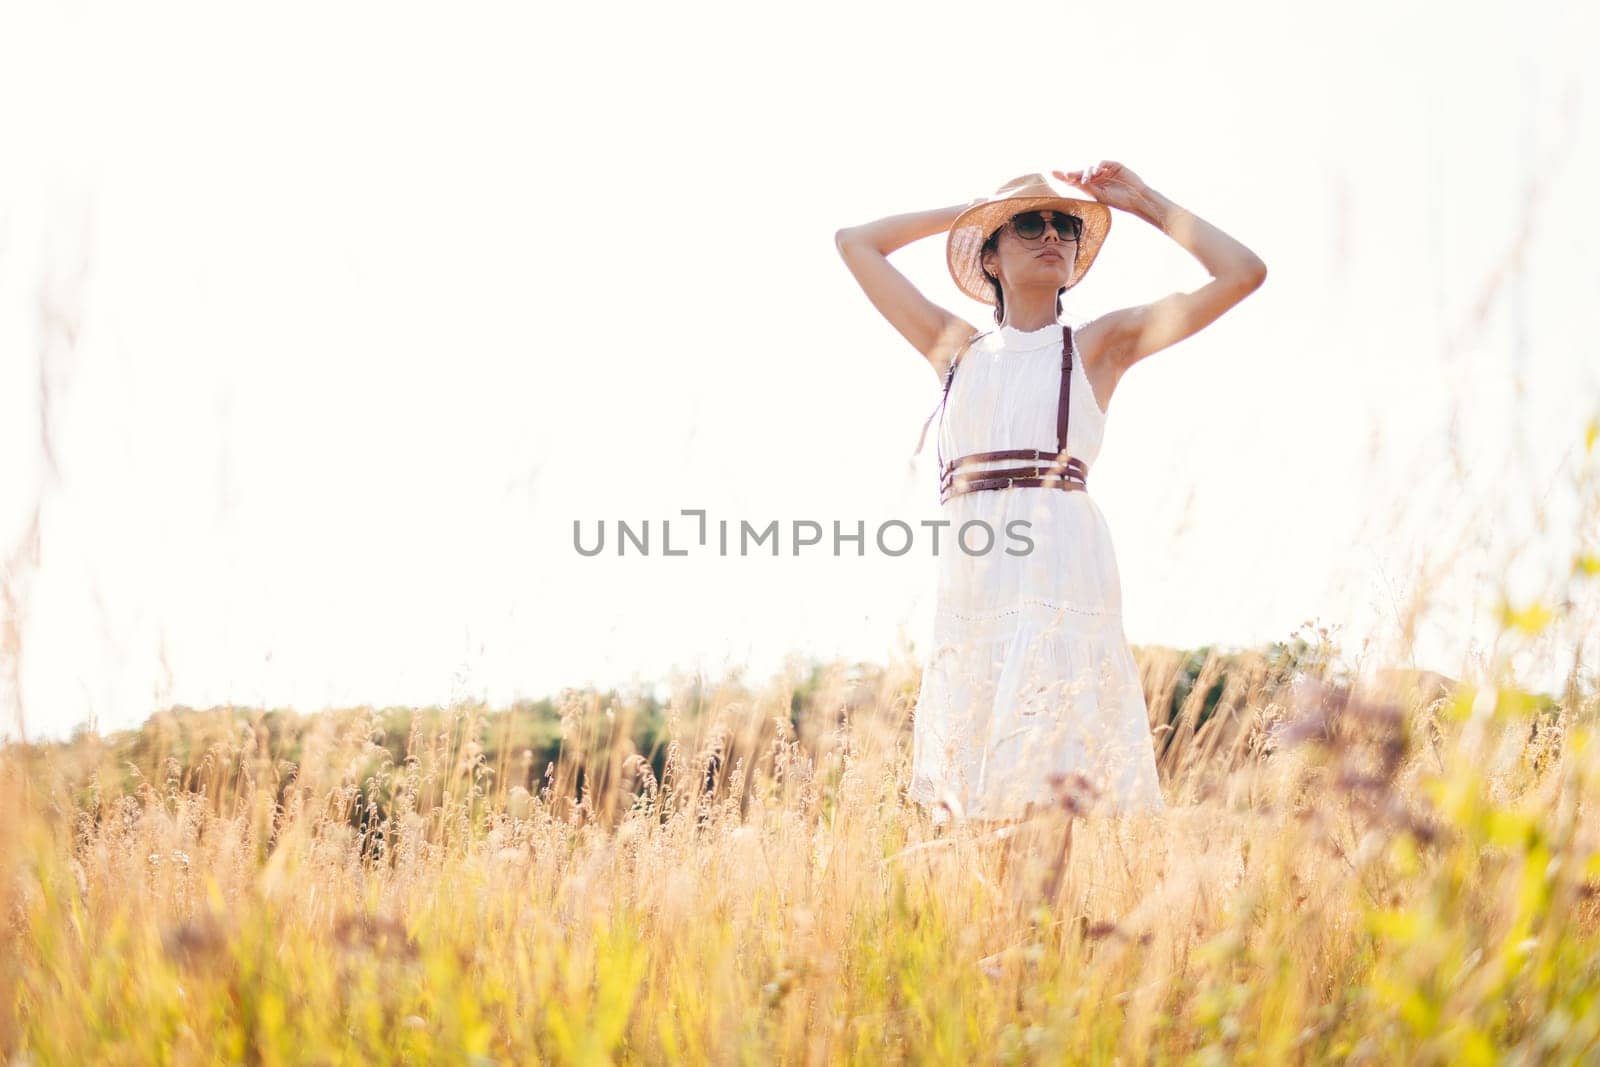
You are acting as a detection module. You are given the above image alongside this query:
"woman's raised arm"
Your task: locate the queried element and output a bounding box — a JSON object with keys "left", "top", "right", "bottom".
{"left": 834, "top": 202, "right": 983, "bottom": 382}
{"left": 1056, "top": 162, "right": 1267, "bottom": 382}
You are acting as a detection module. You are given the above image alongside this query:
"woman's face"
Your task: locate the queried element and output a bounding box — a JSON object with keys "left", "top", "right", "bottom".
{"left": 982, "top": 211, "right": 1078, "bottom": 291}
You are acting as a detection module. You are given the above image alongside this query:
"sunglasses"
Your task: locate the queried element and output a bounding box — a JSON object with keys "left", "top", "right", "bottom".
{"left": 1005, "top": 210, "right": 1083, "bottom": 242}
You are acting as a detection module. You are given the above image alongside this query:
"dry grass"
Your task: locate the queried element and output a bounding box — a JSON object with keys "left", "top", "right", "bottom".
{"left": 2, "top": 612, "right": 1599, "bottom": 1064}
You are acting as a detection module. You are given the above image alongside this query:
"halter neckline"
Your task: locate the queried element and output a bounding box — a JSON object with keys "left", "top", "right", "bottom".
{"left": 996, "top": 322, "right": 1066, "bottom": 351}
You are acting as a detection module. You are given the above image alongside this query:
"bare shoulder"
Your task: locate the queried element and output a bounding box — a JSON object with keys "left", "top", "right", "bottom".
{"left": 926, "top": 314, "right": 987, "bottom": 384}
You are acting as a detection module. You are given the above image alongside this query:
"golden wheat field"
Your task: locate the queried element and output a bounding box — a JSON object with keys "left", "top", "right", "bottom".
{"left": 4, "top": 526, "right": 1600, "bottom": 1067}
{"left": 8, "top": 0, "right": 1600, "bottom": 1059}
{"left": 8, "top": 4, "right": 1599, "bottom": 1063}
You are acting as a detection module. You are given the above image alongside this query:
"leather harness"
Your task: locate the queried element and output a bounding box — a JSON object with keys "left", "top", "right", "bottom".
{"left": 914, "top": 324, "right": 1089, "bottom": 505}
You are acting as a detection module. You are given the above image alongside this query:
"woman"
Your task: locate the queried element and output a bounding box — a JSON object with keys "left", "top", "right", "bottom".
{"left": 834, "top": 163, "right": 1266, "bottom": 855}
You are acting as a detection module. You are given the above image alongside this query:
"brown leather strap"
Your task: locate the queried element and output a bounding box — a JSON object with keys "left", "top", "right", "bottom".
{"left": 927, "top": 323, "right": 1092, "bottom": 504}
{"left": 942, "top": 468, "right": 1087, "bottom": 496}
{"left": 941, "top": 476, "right": 1086, "bottom": 504}
{"left": 941, "top": 449, "right": 1087, "bottom": 481}
{"left": 1056, "top": 323, "right": 1072, "bottom": 461}
{"left": 942, "top": 463, "right": 1087, "bottom": 491}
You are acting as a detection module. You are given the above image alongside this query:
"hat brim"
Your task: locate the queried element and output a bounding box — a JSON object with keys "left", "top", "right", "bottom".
{"left": 946, "top": 196, "right": 1111, "bottom": 305}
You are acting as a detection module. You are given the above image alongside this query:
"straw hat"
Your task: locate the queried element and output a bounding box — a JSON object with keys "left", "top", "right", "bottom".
{"left": 946, "top": 173, "right": 1112, "bottom": 304}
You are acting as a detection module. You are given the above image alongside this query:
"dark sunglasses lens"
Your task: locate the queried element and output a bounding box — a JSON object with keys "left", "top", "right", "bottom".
{"left": 1012, "top": 212, "right": 1045, "bottom": 239}
{"left": 1042, "top": 213, "right": 1080, "bottom": 240}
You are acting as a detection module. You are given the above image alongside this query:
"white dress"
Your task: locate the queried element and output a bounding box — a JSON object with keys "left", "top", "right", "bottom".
{"left": 909, "top": 319, "right": 1166, "bottom": 822}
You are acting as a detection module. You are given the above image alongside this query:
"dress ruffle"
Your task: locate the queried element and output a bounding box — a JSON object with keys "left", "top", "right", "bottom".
{"left": 910, "top": 599, "right": 1165, "bottom": 820}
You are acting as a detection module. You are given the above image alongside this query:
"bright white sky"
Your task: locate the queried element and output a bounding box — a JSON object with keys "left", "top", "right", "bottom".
{"left": 2, "top": 0, "right": 1597, "bottom": 742}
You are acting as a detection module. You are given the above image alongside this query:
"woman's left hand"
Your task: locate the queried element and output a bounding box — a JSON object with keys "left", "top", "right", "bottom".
{"left": 1053, "top": 161, "right": 1157, "bottom": 216}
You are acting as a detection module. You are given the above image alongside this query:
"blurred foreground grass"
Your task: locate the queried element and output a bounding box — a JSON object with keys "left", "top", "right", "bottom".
{"left": 2, "top": 620, "right": 1598, "bottom": 1065}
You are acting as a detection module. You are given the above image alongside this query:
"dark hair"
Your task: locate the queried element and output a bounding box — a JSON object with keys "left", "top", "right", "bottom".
{"left": 980, "top": 217, "right": 1078, "bottom": 326}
